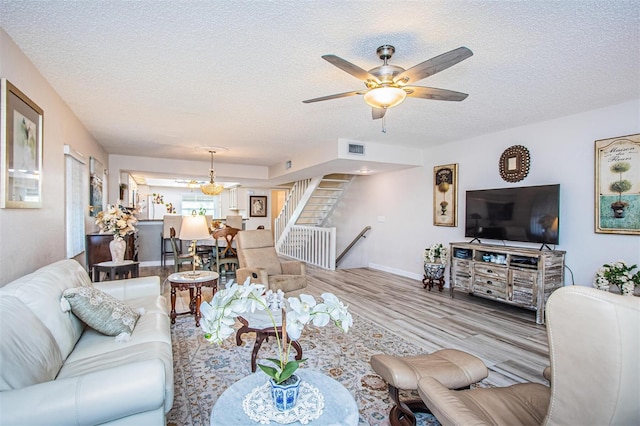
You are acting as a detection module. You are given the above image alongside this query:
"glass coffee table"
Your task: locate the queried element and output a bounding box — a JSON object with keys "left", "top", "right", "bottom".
{"left": 236, "top": 308, "right": 303, "bottom": 372}
{"left": 210, "top": 369, "right": 359, "bottom": 425}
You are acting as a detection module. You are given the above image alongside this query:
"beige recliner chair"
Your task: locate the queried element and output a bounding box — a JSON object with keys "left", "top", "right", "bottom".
{"left": 417, "top": 286, "right": 640, "bottom": 425}
{"left": 235, "top": 229, "right": 307, "bottom": 293}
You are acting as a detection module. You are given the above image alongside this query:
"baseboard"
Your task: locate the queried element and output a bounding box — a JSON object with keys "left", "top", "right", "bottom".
{"left": 139, "top": 260, "right": 164, "bottom": 267}
{"left": 368, "top": 263, "right": 423, "bottom": 281}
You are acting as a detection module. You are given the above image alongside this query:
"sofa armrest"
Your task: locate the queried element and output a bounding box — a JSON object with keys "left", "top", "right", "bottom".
{"left": 281, "top": 261, "right": 305, "bottom": 275}
{"left": 94, "top": 276, "right": 161, "bottom": 301}
{"left": 236, "top": 268, "right": 269, "bottom": 286}
{"left": 0, "top": 359, "right": 165, "bottom": 426}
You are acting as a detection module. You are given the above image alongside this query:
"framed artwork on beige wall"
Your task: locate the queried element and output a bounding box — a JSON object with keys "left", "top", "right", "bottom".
{"left": 1, "top": 79, "right": 44, "bottom": 208}
{"left": 250, "top": 195, "right": 267, "bottom": 217}
{"left": 595, "top": 133, "right": 640, "bottom": 235}
{"left": 433, "top": 163, "right": 458, "bottom": 227}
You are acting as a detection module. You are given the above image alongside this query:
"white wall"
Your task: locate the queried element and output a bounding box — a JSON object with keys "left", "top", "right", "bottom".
{"left": 329, "top": 100, "right": 640, "bottom": 286}
{"left": 0, "top": 28, "right": 108, "bottom": 285}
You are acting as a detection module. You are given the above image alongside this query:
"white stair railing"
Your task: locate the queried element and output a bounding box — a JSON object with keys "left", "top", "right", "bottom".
{"left": 274, "top": 178, "right": 310, "bottom": 242}
{"left": 278, "top": 225, "right": 336, "bottom": 270}
{"left": 275, "top": 177, "right": 323, "bottom": 250}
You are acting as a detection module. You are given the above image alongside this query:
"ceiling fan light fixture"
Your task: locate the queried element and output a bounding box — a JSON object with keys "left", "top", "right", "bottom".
{"left": 364, "top": 86, "right": 406, "bottom": 109}
{"left": 201, "top": 151, "right": 225, "bottom": 196}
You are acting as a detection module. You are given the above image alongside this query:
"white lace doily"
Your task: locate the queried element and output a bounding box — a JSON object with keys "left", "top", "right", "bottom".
{"left": 242, "top": 381, "right": 324, "bottom": 424}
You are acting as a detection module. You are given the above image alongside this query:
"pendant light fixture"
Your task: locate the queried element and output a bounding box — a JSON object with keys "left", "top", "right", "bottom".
{"left": 200, "top": 150, "right": 224, "bottom": 196}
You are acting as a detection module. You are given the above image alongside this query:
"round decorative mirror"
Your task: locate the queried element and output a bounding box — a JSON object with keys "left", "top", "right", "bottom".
{"left": 499, "top": 145, "right": 530, "bottom": 182}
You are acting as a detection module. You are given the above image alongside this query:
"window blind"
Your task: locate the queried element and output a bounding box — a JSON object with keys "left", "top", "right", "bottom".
{"left": 64, "top": 146, "right": 86, "bottom": 258}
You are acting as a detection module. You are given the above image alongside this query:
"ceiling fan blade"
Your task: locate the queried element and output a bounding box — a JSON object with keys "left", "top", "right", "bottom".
{"left": 322, "top": 55, "right": 381, "bottom": 84}
{"left": 395, "top": 47, "right": 473, "bottom": 85}
{"left": 302, "top": 90, "right": 364, "bottom": 104}
{"left": 372, "top": 107, "right": 386, "bottom": 120}
{"left": 406, "top": 86, "right": 469, "bottom": 101}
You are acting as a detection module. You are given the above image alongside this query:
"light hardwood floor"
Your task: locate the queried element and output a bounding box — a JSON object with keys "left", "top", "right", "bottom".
{"left": 148, "top": 264, "right": 550, "bottom": 388}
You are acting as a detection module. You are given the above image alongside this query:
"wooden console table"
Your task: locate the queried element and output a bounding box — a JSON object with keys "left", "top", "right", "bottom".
{"left": 86, "top": 233, "right": 138, "bottom": 278}
{"left": 449, "top": 242, "right": 565, "bottom": 324}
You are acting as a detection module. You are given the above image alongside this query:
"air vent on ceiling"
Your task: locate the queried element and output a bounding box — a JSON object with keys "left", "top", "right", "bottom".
{"left": 348, "top": 143, "right": 365, "bottom": 155}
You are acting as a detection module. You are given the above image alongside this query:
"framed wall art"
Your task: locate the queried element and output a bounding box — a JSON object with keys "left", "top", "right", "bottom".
{"left": 433, "top": 163, "right": 458, "bottom": 227}
{"left": 250, "top": 195, "right": 267, "bottom": 217}
{"left": 595, "top": 133, "right": 640, "bottom": 235}
{"left": 1, "top": 79, "right": 44, "bottom": 208}
{"left": 89, "top": 156, "right": 105, "bottom": 216}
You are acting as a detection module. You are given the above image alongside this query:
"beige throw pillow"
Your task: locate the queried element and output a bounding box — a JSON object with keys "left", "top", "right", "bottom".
{"left": 62, "top": 287, "right": 140, "bottom": 336}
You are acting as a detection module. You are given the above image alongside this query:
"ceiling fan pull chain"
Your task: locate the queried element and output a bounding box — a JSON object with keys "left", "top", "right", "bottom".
{"left": 381, "top": 115, "right": 387, "bottom": 133}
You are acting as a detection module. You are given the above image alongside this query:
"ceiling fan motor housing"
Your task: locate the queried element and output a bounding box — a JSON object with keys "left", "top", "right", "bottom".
{"left": 376, "top": 45, "right": 395, "bottom": 61}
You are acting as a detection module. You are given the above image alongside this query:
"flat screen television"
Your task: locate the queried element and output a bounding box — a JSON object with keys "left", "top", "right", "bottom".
{"left": 465, "top": 184, "right": 560, "bottom": 245}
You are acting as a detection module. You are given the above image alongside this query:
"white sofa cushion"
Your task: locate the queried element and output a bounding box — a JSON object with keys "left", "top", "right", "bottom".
{"left": 0, "top": 296, "right": 63, "bottom": 390}
{"left": 0, "top": 259, "right": 89, "bottom": 359}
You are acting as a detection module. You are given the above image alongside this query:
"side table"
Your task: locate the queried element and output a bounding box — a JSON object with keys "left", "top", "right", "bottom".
{"left": 168, "top": 271, "right": 218, "bottom": 327}
{"left": 237, "top": 309, "right": 303, "bottom": 372}
{"left": 93, "top": 260, "right": 139, "bottom": 282}
{"left": 422, "top": 263, "right": 445, "bottom": 291}
{"left": 210, "top": 369, "right": 359, "bottom": 425}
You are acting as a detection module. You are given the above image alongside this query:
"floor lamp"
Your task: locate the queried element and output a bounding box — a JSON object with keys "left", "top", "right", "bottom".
{"left": 179, "top": 212, "right": 211, "bottom": 278}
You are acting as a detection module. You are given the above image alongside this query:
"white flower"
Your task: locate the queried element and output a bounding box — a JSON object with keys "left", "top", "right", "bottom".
{"left": 424, "top": 243, "right": 448, "bottom": 264}
{"left": 95, "top": 205, "right": 138, "bottom": 238}
{"left": 286, "top": 294, "right": 317, "bottom": 339}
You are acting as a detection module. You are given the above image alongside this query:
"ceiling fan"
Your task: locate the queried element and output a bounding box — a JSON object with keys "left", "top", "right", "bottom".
{"left": 302, "top": 45, "right": 473, "bottom": 120}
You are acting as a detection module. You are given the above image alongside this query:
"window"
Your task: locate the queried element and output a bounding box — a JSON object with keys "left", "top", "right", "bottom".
{"left": 181, "top": 192, "right": 220, "bottom": 217}
{"left": 64, "top": 145, "right": 86, "bottom": 258}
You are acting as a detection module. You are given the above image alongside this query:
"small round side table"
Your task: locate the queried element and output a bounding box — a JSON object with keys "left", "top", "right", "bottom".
{"left": 168, "top": 271, "right": 219, "bottom": 327}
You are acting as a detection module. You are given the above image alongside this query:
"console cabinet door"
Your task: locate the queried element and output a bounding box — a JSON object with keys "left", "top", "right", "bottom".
{"left": 510, "top": 269, "right": 537, "bottom": 307}
{"left": 451, "top": 259, "right": 472, "bottom": 292}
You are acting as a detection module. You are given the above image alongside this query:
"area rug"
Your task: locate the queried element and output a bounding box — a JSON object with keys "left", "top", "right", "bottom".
{"left": 166, "top": 311, "right": 441, "bottom": 426}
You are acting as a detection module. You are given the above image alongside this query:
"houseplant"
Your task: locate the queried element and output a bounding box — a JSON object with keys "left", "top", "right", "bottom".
{"left": 95, "top": 205, "right": 138, "bottom": 263}
{"left": 200, "top": 280, "right": 352, "bottom": 411}
{"left": 424, "top": 243, "right": 448, "bottom": 265}
{"left": 594, "top": 261, "right": 640, "bottom": 296}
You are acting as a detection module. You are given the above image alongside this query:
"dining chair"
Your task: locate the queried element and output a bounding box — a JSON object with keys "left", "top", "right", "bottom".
{"left": 225, "top": 215, "right": 243, "bottom": 230}
{"left": 169, "top": 227, "right": 194, "bottom": 273}
{"left": 211, "top": 227, "right": 239, "bottom": 276}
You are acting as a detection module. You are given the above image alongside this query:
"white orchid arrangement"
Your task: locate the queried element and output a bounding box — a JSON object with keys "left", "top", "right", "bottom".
{"left": 424, "top": 243, "right": 448, "bottom": 264}
{"left": 200, "top": 279, "right": 353, "bottom": 384}
{"left": 95, "top": 205, "right": 138, "bottom": 240}
{"left": 594, "top": 261, "right": 640, "bottom": 295}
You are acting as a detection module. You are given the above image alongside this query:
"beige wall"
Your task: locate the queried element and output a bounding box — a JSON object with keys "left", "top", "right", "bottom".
{"left": 328, "top": 100, "right": 640, "bottom": 286}
{"left": 0, "top": 28, "right": 107, "bottom": 285}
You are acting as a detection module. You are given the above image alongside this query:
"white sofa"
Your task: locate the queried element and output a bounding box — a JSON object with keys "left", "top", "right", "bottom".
{"left": 0, "top": 259, "right": 173, "bottom": 425}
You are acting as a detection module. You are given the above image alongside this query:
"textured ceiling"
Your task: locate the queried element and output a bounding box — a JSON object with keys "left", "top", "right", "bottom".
{"left": 1, "top": 1, "right": 639, "bottom": 183}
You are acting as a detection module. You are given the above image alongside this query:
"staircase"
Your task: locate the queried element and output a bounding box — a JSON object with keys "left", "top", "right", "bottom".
{"left": 274, "top": 174, "right": 354, "bottom": 270}
{"left": 296, "top": 174, "right": 353, "bottom": 227}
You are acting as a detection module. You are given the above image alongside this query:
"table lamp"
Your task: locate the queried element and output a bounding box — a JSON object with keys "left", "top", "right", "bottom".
{"left": 179, "top": 211, "right": 211, "bottom": 278}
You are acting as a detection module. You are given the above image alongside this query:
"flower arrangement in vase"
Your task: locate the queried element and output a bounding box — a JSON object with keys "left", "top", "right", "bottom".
{"left": 95, "top": 205, "right": 138, "bottom": 263}
{"left": 200, "top": 279, "right": 352, "bottom": 410}
{"left": 594, "top": 261, "right": 640, "bottom": 296}
{"left": 424, "top": 243, "right": 448, "bottom": 265}
{"left": 95, "top": 205, "right": 138, "bottom": 239}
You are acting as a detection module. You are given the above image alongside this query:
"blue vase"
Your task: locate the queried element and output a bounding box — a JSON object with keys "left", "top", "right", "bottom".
{"left": 270, "top": 374, "right": 301, "bottom": 411}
